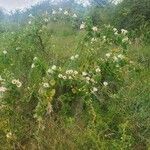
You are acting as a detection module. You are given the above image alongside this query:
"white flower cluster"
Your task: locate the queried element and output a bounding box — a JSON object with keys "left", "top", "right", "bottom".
{"left": 82, "top": 74, "right": 96, "bottom": 84}
{"left": 47, "top": 65, "right": 57, "bottom": 74}
{"left": 0, "top": 86, "right": 7, "bottom": 93}
{"left": 121, "top": 29, "right": 128, "bottom": 35}
{"left": 31, "top": 57, "right": 38, "bottom": 69}
{"left": 52, "top": 8, "right": 77, "bottom": 18}
{"left": 91, "top": 82, "right": 108, "bottom": 93}
{"left": 42, "top": 62, "right": 110, "bottom": 98}
{"left": 112, "top": 27, "right": 128, "bottom": 37}
{"left": 70, "top": 54, "right": 79, "bottom": 60}
{"left": 95, "top": 67, "right": 101, "bottom": 73}
{"left": 113, "top": 28, "right": 118, "bottom": 35}
{"left": 106, "top": 53, "right": 112, "bottom": 58}
{"left": 59, "top": 8, "right": 62, "bottom": 12}
{"left": 82, "top": 72, "right": 88, "bottom": 76}
{"left": 64, "top": 10, "right": 69, "bottom": 15}
{"left": 58, "top": 69, "right": 78, "bottom": 80}
{"left": 43, "top": 82, "right": 50, "bottom": 88}
{"left": 12, "top": 79, "right": 22, "bottom": 88}
{"left": 106, "top": 52, "right": 125, "bottom": 62}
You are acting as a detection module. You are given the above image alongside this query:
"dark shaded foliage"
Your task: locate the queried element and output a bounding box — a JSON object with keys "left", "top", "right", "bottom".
{"left": 112, "top": 0, "right": 150, "bottom": 29}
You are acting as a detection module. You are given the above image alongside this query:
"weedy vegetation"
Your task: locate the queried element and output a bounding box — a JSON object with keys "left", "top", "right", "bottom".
{"left": 0, "top": 0, "right": 150, "bottom": 149}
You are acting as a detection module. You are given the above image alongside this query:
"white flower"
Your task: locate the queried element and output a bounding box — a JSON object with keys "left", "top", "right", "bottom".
{"left": 16, "top": 80, "right": 22, "bottom": 88}
{"left": 3, "top": 50, "right": 7, "bottom": 54}
{"left": 74, "top": 71, "right": 78, "bottom": 75}
{"left": 64, "top": 10, "right": 69, "bottom": 15}
{"left": 12, "top": 79, "right": 22, "bottom": 88}
{"left": 103, "top": 81, "right": 108, "bottom": 86}
{"left": 80, "top": 22, "right": 85, "bottom": 29}
{"left": 6, "top": 132, "right": 13, "bottom": 139}
{"left": 113, "top": 28, "right": 117, "bottom": 32}
{"left": 91, "top": 38, "right": 97, "bottom": 43}
{"left": 75, "top": 54, "right": 79, "bottom": 59}
{"left": 92, "top": 87, "right": 98, "bottom": 92}
{"left": 96, "top": 68, "right": 101, "bottom": 73}
{"left": 73, "top": 14, "right": 77, "bottom": 18}
{"left": 28, "top": 21, "right": 32, "bottom": 24}
{"left": 92, "top": 26, "right": 98, "bottom": 32}
{"left": 118, "top": 54, "right": 125, "bottom": 59}
{"left": 52, "top": 10, "right": 56, "bottom": 15}
{"left": 0, "top": 87, "right": 7, "bottom": 92}
{"left": 29, "top": 14, "right": 33, "bottom": 17}
{"left": 121, "top": 29, "right": 128, "bottom": 35}
{"left": 114, "top": 31, "right": 118, "bottom": 35}
{"left": 31, "top": 63, "right": 35, "bottom": 68}
{"left": 43, "top": 83, "right": 50, "bottom": 88}
{"left": 58, "top": 74, "right": 63, "bottom": 78}
{"left": 90, "top": 78, "right": 96, "bottom": 83}
{"left": 63, "top": 76, "right": 67, "bottom": 80}
{"left": 105, "top": 24, "right": 111, "bottom": 28}
{"left": 66, "top": 70, "right": 70, "bottom": 74}
{"left": 113, "top": 56, "right": 119, "bottom": 62}
{"left": 71, "top": 55, "right": 78, "bottom": 60}
{"left": 16, "top": 47, "right": 21, "bottom": 50}
{"left": 122, "top": 37, "right": 129, "bottom": 43}
{"left": 33, "top": 57, "right": 38, "bottom": 61}
{"left": 12, "top": 79, "right": 17, "bottom": 85}
{"left": 82, "top": 72, "right": 87, "bottom": 76}
{"left": 51, "top": 65, "right": 57, "bottom": 70}
{"left": 130, "top": 61, "right": 134, "bottom": 64}
{"left": 68, "top": 76, "right": 73, "bottom": 80}
{"left": 66, "top": 70, "right": 73, "bottom": 75}
{"left": 47, "top": 69, "right": 53, "bottom": 74}
{"left": 70, "top": 56, "right": 75, "bottom": 60}
{"left": 103, "top": 36, "right": 106, "bottom": 39}
{"left": 59, "top": 8, "right": 62, "bottom": 11}
{"left": 86, "top": 77, "right": 90, "bottom": 81}
{"left": 44, "top": 18, "right": 49, "bottom": 22}
{"left": 106, "top": 53, "right": 111, "bottom": 58}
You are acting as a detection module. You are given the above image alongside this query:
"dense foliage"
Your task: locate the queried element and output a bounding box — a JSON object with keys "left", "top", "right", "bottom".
{"left": 0, "top": 0, "right": 149, "bottom": 149}
{"left": 113, "top": 0, "right": 150, "bottom": 29}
